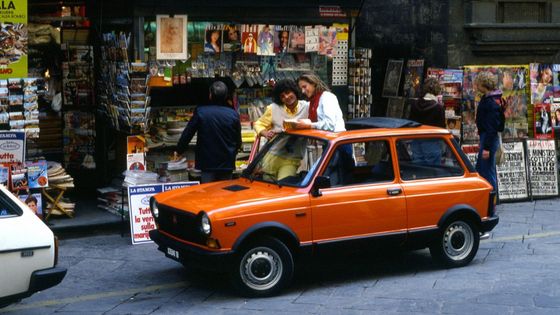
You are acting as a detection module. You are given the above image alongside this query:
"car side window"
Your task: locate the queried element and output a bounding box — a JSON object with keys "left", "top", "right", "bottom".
{"left": 0, "top": 190, "right": 20, "bottom": 217}
{"left": 322, "top": 140, "right": 394, "bottom": 187}
{"left": 396, "top": 138, "right": 464, "bottom": 180}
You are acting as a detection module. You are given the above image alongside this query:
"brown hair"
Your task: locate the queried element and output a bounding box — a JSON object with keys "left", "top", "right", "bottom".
{"left": 422, "top": 77, "right": 441, "bottom": 96}
{"left": 298, "top": 73, "right": 330, "bottom": 94}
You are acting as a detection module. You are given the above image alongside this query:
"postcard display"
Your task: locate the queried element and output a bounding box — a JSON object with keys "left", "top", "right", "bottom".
{"left": 98, "top": 32, "right": 151, "bottom": 133}
{"left": 62, "top": 45, "right": 96, "bottom": 169}
{"left": 348, "top": 48, "right": 372, "bottom": 118}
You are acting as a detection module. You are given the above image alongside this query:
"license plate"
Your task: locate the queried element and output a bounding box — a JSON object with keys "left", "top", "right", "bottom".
{"left": 166, "top": 247, "right": 180, "bottom": 260}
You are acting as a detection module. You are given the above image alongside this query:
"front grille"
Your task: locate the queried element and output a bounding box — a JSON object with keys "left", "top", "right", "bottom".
{"left": 157, "top": 204, "right": 206, "bottom": 245}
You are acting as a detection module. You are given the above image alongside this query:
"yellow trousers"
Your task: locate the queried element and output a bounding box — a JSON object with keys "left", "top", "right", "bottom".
{"left": 262, "top": 154, "right": 300, "bottom": 180}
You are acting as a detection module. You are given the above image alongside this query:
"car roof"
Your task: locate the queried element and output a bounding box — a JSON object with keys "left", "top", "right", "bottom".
{"left": 286, "top": 125, "right": 451, "bottom": 142}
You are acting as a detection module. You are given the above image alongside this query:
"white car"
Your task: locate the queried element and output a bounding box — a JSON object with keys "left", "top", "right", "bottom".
{"left": 0, "top": 185, "right": 66, "bottom": 307}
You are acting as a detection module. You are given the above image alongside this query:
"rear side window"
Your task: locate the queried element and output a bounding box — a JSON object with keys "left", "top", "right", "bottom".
{"left": 396, "top": 138, "right": 464, "bottom": 180}
{"left": 0, "top": 189, "right": 22, "bottom": 217}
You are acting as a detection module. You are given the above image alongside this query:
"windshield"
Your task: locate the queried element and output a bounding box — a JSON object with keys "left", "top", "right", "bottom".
{"left": 243, "top": 133, "right": 329, "bottom": 187}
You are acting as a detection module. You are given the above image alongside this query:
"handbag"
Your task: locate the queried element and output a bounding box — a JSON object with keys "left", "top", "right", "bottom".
{"left": 495, "top": 133, "right": 505, "bottom": 166}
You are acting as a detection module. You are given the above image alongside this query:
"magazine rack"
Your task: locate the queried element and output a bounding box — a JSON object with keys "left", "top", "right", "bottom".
{"left": 42, "top": 184, "right": 73, "bottom": 220}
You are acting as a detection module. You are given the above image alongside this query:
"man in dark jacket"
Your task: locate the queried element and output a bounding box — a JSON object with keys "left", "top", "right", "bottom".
{"left": 175, "top": 81, "right": 241, "bottom": 183}
{"left": 474, "top": 71, "right": 502, "bottom": 192}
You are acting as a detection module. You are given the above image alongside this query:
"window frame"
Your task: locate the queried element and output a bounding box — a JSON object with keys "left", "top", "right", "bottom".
{"left": 0, "top": 188, "right": 24, "bottom": 218}
{"left": 319, "top": 137, "right": 397, "bottom": 188}
{"left": 395, "top": 136, "right": 466, "bottom": 182}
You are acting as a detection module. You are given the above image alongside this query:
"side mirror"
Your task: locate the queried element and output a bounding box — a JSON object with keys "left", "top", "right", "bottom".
{"left": 311, "top": 176, "right": 331, "bottom": 197}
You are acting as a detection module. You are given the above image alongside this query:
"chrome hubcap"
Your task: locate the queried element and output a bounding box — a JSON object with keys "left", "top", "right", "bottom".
{"left": 443, "top": 221, "right": 474, "bottom": 261}
{"left": 240, "top": 247, "right": 283, "bottom": 291}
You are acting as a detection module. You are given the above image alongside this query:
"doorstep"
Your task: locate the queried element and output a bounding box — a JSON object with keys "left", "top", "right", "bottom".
{"left": 45, "top": 197, "right": 128, "bottom": 238}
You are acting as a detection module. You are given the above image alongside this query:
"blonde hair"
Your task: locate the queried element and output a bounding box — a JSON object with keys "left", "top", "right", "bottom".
{"left": 298, "top": 73, "right": 330, "bottom": 93}
{"left": 475, "top": 71, "right": 498, "bottom": 91}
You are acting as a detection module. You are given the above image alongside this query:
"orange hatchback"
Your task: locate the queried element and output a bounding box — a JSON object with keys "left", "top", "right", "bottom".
{"left": 149, "top": 118, "right": 499, "bottom": 297}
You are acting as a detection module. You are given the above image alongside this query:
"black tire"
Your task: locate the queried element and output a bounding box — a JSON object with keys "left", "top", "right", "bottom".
{"left": 429, "top": 218, "right": 480, "bottom": 268}
{"left": 230, "top": 236, "right": 294, "bottom": 297}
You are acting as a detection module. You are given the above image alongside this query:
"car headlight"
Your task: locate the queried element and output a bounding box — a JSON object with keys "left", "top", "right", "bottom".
{"left": 150, "top": 197, "right": 159, "bottom": 219}
{"left": 200, "top": 212, "right": 211, "bottom": 236}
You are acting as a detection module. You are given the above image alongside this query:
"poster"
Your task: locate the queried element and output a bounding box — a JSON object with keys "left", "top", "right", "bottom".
{"left": 156, "top": 15, "right": 188, "bottom": 60}
{"left": 0, "top": 164, "right": 8, "bottom": 186}
{"left": 304, "top": 26, "right": 319, "bottom": 53}
{"left": 318, "top": 26, "right": 337, "bottom": 57}
{"left": 223, "top": 24, "right": 241, "bottom": 52}
{"left": 526, "top": 140, "right": 559, "bottom": 197}
{"left": 204, "top": 24, "right": 222, "bottom": 54}
{"left": 26, "top": 160, "right": 48, "bottom": 188}
{"left": 273, "top": 25, "right": 290, "bottom": 54}
{"left": 403, "top": 60, "right": 425, "bottom": 99}
{"left": 0, "top": 0, "right": 28, "bottom": 78}
{"left": 496, "top": 142, "right": 528, "bottom": 201}
{"left": 534, "top": 103, "right": 554, "bottom": 139}
{"left": 530, "top": 63, "right": 553, "bottom": 105}
{"left": 0, "top": 131, "right": 25, "bottom": 163}
{"left": 462, "top": 65, "right": 529, "bottom": 143}
{"left": 382, "top": 59, "right": 404, "bottom": 98}
{"left": 128, "top": 181, "right": 199, "bottom": 244}
{"left": 126, "top": 153, "right": 145, "bottom": 171}
{"left": 256, "top": 24, "right": 275, "bottom": 56}
{"left": 241, "top": 24, "right": 258, "bottom": 54}
{"left": 18, "top": 193, "right": 42, "bottom": 217}
{"left": 288, "top": 26, "right": 305, "bottom": 53}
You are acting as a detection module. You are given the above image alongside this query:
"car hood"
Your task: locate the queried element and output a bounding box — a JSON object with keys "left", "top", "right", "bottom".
{"left": 154, "top": 178, "right": 303, "bottom": 217}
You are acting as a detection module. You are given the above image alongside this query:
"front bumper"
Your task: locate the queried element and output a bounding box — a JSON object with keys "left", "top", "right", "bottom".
{"left": 481, "top": 215, "right": 499, "bottom": 232}
{"left": 149, "top": 229, "right": 233, "bottom": 271}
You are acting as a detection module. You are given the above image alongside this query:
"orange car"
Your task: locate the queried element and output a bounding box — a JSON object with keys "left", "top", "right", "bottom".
{"left": 149, "top": 117, "right": 499, "bottom": 297}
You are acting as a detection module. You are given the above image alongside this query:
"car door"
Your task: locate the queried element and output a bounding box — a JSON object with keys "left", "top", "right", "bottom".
{"left": 310, "top": 138, "right": 407, "bottom": 248}
{"left": 0, "top": 186, "right": 54, "bottom": 298}
{"left": 395, "top": 136, "right": 469, "bottom": 233}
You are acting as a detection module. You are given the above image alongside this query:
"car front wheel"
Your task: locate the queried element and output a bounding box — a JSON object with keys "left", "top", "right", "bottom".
{"left": 230, "top": 236, "right": 294, "bottom": 297}
{"left": 430, "top": 218, "right": 479, "bottom": 268}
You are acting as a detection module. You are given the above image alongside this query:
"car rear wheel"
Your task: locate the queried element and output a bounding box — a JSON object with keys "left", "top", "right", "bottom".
{"left": 429, "top": 218, "right": 479, "bottom": 268}
{"left": 230, "top": 236, "right": 294, "bottom": 297}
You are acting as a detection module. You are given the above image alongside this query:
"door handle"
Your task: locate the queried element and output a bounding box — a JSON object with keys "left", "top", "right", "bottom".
{"left": 295, "top": 212, "right": 307, "bottom": 217}
{"left": 387, "top": 188, "right": 402, "bottom": 196}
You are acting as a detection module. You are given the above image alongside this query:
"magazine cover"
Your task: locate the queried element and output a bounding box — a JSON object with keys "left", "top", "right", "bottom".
{"left": 288, "top": 26, "right": 305, "bottom": 53}
{"left": 382, "top": 59, "right": 404, "bottom": 98}
{"left": 204, "top": 24, "right": 222, "bottom": 54}
{"left": 26, "top": 160, "right": 48, "bottom": 189}
{"left": 223, "top": 24, "right": 241, "bottom": 52}
{"left": 304, "top": 26, "right": 319, "bottom": 53}
{"left": 534, "top": 103, "right": 554, "bottom": 139}
{"left": 460, "top": 143, "right": 479, "bottom": 168}
{"left": 446, "top": 116, "right": 461, "bottom": 138}
{"left": 552, "top": 102, "right": 560, "bottom": 136}
{"left": 274, "top": 25, "right": 290, "bottom": 54}
{"left": 256, "top": 24, "right": 275, "bottom": 56}
{"left": 403, "top": 60, "right": 425, "bottom": 98}
{"left": 0, "top": 164, "right": 8, "bottom": 186}
{"left": 241, "top": 24, "right": 258, "bottom": 54}
{"left": 18, "top": 193, "right": 43, "bottom": 217}
{"left": 318, "top": 26, "right": 337, "bottom": 57}
{"left": 530, "top": 63, "right": 554, "bottom": 104}
{"left": 127, "top": 135, "right": 146, "bottom": 154}
{"left": 10, "top": 162, "right": 27, "bottom": 191}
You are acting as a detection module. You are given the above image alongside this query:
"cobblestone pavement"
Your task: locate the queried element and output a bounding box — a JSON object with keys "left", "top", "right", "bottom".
{"left": 2, "top": 199, "right": 560, "bottom": 314}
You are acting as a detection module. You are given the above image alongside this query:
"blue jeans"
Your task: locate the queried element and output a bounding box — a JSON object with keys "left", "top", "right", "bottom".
{"left": 476, "top": 133, "right": 499, "bottom": 192}
{"left": 201, "top": 171, "right": 232, "bottom": 183}
{"left": 411, "top": 139, "right": 441, "bottom": 165}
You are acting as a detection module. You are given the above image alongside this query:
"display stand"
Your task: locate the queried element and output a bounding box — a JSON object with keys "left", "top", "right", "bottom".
{"left": 42, "top": 185, "right": 73, "bottom": 220}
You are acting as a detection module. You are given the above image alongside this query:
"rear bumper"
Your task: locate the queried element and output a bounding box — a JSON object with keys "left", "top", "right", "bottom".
{"left": 0, "top": 266, "right": 66, "bottom": 306}
{"left": 481, "top": 216, "right": 499, "bottom": 232}
{"left": 149, "top": 229, "right": 233, "bottom": 271}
